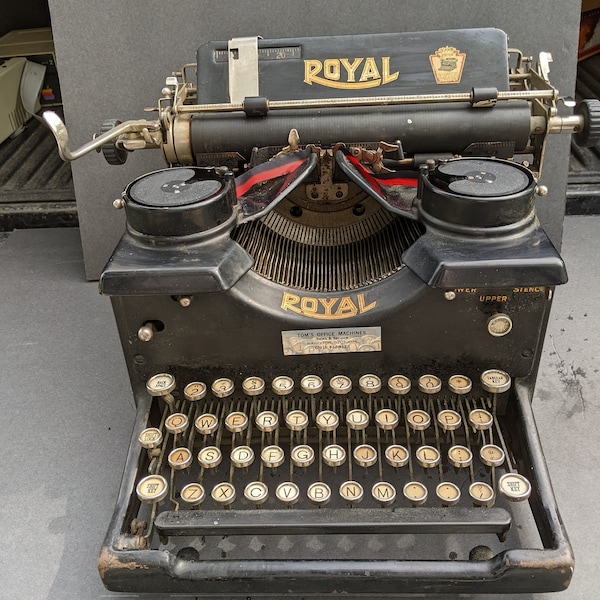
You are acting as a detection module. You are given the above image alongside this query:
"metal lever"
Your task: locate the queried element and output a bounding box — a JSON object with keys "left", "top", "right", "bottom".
{"left": 41, "top": 111, "right": 161, "bottom": 162}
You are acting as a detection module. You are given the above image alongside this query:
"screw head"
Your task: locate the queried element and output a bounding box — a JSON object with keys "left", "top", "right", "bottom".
{"left": 536, "top": 185, "right": 549, "bottom": 196}
{"left": 137, "top": 324, "right": 154, "bottom": 342}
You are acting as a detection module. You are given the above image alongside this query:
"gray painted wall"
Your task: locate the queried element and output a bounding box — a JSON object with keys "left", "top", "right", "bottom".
{"left": 47, "top": 0, "right": 581, "bottom": 279}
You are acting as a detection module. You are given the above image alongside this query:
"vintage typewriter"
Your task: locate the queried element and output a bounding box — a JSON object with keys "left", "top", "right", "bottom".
{"left": 45, "top": 28, "right": 600, "bottom": 595}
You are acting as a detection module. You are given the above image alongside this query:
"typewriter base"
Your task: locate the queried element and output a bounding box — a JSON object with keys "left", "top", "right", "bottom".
{"left": 99, "top": 383, "right": 573, "bottom": 595}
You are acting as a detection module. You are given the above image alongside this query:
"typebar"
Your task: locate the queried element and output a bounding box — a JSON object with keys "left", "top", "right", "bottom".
{"left": 155, "top": 506, "right": 511, "bottom": 537}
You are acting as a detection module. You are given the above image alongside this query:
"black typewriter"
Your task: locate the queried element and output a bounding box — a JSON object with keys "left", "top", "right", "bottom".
{"left": 45, "top": 28, "right": 600, "bottom": 596}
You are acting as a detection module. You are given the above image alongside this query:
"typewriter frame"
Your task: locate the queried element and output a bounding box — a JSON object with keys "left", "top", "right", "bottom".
{"left": 97, "top": 230, "right": 574, "bottom": 593}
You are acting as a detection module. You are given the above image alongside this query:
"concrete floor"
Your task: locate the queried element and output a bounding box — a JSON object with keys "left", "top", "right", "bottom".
{"left": 0, "top": 218, "right": 597, "bottom": 600}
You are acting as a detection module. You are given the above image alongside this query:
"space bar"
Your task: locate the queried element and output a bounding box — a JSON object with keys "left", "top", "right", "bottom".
{"left": 155, "top": 507, "right": 511, "bottom": 536}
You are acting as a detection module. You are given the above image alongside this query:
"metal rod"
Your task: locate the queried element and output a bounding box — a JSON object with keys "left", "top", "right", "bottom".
{"left": 177, "top": 89, "right": 557, "bottom": 114}
{"left": 41, "top": 111, "right": 160, "bottom": 161}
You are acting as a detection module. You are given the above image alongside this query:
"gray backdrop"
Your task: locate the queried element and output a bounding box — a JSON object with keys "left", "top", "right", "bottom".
{"left": 47, "top": 0, "right": 581, "bottom": 280}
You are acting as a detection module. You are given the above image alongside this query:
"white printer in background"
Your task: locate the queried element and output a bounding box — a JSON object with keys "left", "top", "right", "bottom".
{"left": 0, "top": 57, "right": 46, "bottom": 144}
{"left": 0, "top": 28, "right": 60, "bottom": 144}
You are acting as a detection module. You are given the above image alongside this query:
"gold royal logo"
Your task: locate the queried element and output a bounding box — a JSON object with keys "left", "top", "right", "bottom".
{"left": 304, "top": 57, "right": 399, "bottom": 90}
{"left": 429, "top": 46, "right": 466, "bottom": 84}
{"left": 281, "top": 292, "right": 376, "bottom": 320}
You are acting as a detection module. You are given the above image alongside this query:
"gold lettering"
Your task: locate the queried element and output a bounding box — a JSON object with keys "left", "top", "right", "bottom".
{"left": 319, "top": 297, "right": 338, "bottom": 316}
{"left": 340, "top": 58, "right": 363, "bottom": 82}
{"left": 281, "top": 292, "right": 302, "bottom": 315}
{"left": 300, "top": 297, "right": 318, "bottom": 315}
{"left": 381, "top": 57, "right": 399, "bottom": 84}
{"left": 304, "top": 59, "right": 322, "bottom": 85}
{"left": 479, "top": 295, "right": 508, "bottom": 303}
{"left": 303, "top": 57, "right": 398, "bottom": 90}
{"left": 357, "top": 293, "right": 376, "bottom": 314}
{"left": 335, "top": 297, "right": 359, "bottom": 318}
{"left": 323, "top": 59, "right": 340, "bottom": 81}
{"left": 359, "top": 57, "right": 380, "bottom": 82}
{"left": 281, "top": 293, "right": 377, "bottom": 319}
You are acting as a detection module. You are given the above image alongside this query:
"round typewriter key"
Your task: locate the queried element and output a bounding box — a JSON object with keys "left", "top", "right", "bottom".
{"left": 359, "top": 374, "right": 382, "bottom": 394}
{"left": 276, "top": 482, "right": 300, "bottom": 507}
{"left": 385, "top": 444, "right": 409, "bottom": 468}
{"left": 291, "top": 444, "right": 315, "bottom": 468}
{"left": 285, "top": 409, "right": 309, "bottom": 431}
{"left": 211, "top": 377, "right": 235, "bottom": 398}
{"left": 136, "top": 474, "right": 168, "bottom": 504}
{"left": 255, "top": 410, "right": 279, "bottom": 432}
{"left": 418, "top": 374, "right": 442, "bottom": 394}
{"left": 480, "top": 444, "right": 505, "bottom": 467}
{"left": 353, "top": 444, "right": 378, "bottom": 468}
{"left": 230, "top": 445, "right": 255, "bottom": 468}
{"left": 225, "top": 411, "right": 249, "bottom": 433}
{"left": 403, "top": 481, "right": 428, "bottom": 506}
{"left": 406, "top": 409, "right": 431, "bottom": 431}
{"left": 487, "top": 313, "right": 513, "bottom": 337}
{"left": 480, "top": 369, "right": 511, "bottom": 394}
{"left": 183, "top": 381, "right": 207, "bottom": 402}
{"left": 345, "top": 409, "right": 369, "bottom": 430}
{"left": 469, "top": 482, "right": 495, "bottom": 507}
{"left": 375, "top": 409, "right": 399, "bottom": 430}
{"left": 372, "top": 481, "right": 397, "bottom": 506}
{"left": 388, "top": 374, "right": 411, "bottom": 395}
{"left": 436, "top": 482, "right": 461, "bottom": 506}
{"left": 316, "top": 410, "right": 339, "bottom": 432}
{"left": 165, "top": 412, "right": 189, "bottom": 435}
{"left": 307, "top": 482, "right": 332, "bottom": 506}
{"left": 330, "top": 375, "right": 352, "bottom": 395}
{"left": 437, "top": 409, "right": 462, "bottom": 431}
{"left": 211, "top": 482, "right": 236, "bottom": 506}
{"left": 300, "top": 374, "right": 323, "bottom": 394}
{"left": 448, "top": 375, "right": 472, "bottom": 395}
{"left": 415, "top": 445, "right": 441, "bottom": 468}
{"left": 272, "top": 375, "right": 294, "bottom": 395}
{"left": 468, "top": 408, "right": 494, "bottom": 430}
{"left": 146, "top": 373, "right": 176, "bottom": 397}
{"left": 322, "top": 444, "right": 346, "bottom": 467}
{"left": 168, "top": 447, "right": 193, "bottom": 470}
{"left": 197, "top": 445, "right": 222, "bottom": 469}
{"left": 498, "top": 473, "right": 532, "bottom": 502}
{"left": 138, "top": 427, "right": 163, "bottom": 449}
{"left": 448, "top": 445, "right": 473, "bottom": 469}
{"left": 261, "top": 445, "right": 285, "bottom": 468}
{"left": 339, "top": 480, "right": 364, "bottom": 504}
{"left": 194, "top": 413, "right": 219, "bottom": 436}
{"left": 244, "top": 481, "right": 269, "bottom": 506}
{"left": 242, "top": 376, "right": 265, "bottom": 396}
{"left": 180, "top": 482, "right": 205, "bottom": 506}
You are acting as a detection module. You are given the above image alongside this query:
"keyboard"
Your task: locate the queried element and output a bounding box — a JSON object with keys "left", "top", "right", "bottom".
{"left": 128, "top": 369, "right": 532, "bottom": 559}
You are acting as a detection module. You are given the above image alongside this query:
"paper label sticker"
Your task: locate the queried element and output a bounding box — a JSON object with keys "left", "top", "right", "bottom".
{"left": 282, "top": 327, "right": 381, "bottom": 356}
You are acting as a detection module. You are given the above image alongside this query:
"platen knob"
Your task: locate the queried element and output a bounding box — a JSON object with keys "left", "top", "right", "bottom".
{"left": 99, "top": 119, "right": 128, "bottom": 165}
{"left": 574, "top": 98, "right": 600, "bottom": 147}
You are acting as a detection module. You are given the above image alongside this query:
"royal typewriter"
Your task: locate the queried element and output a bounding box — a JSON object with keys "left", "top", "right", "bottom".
{"left": 45, "top": 28, "right": 600, "bottom": 595}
